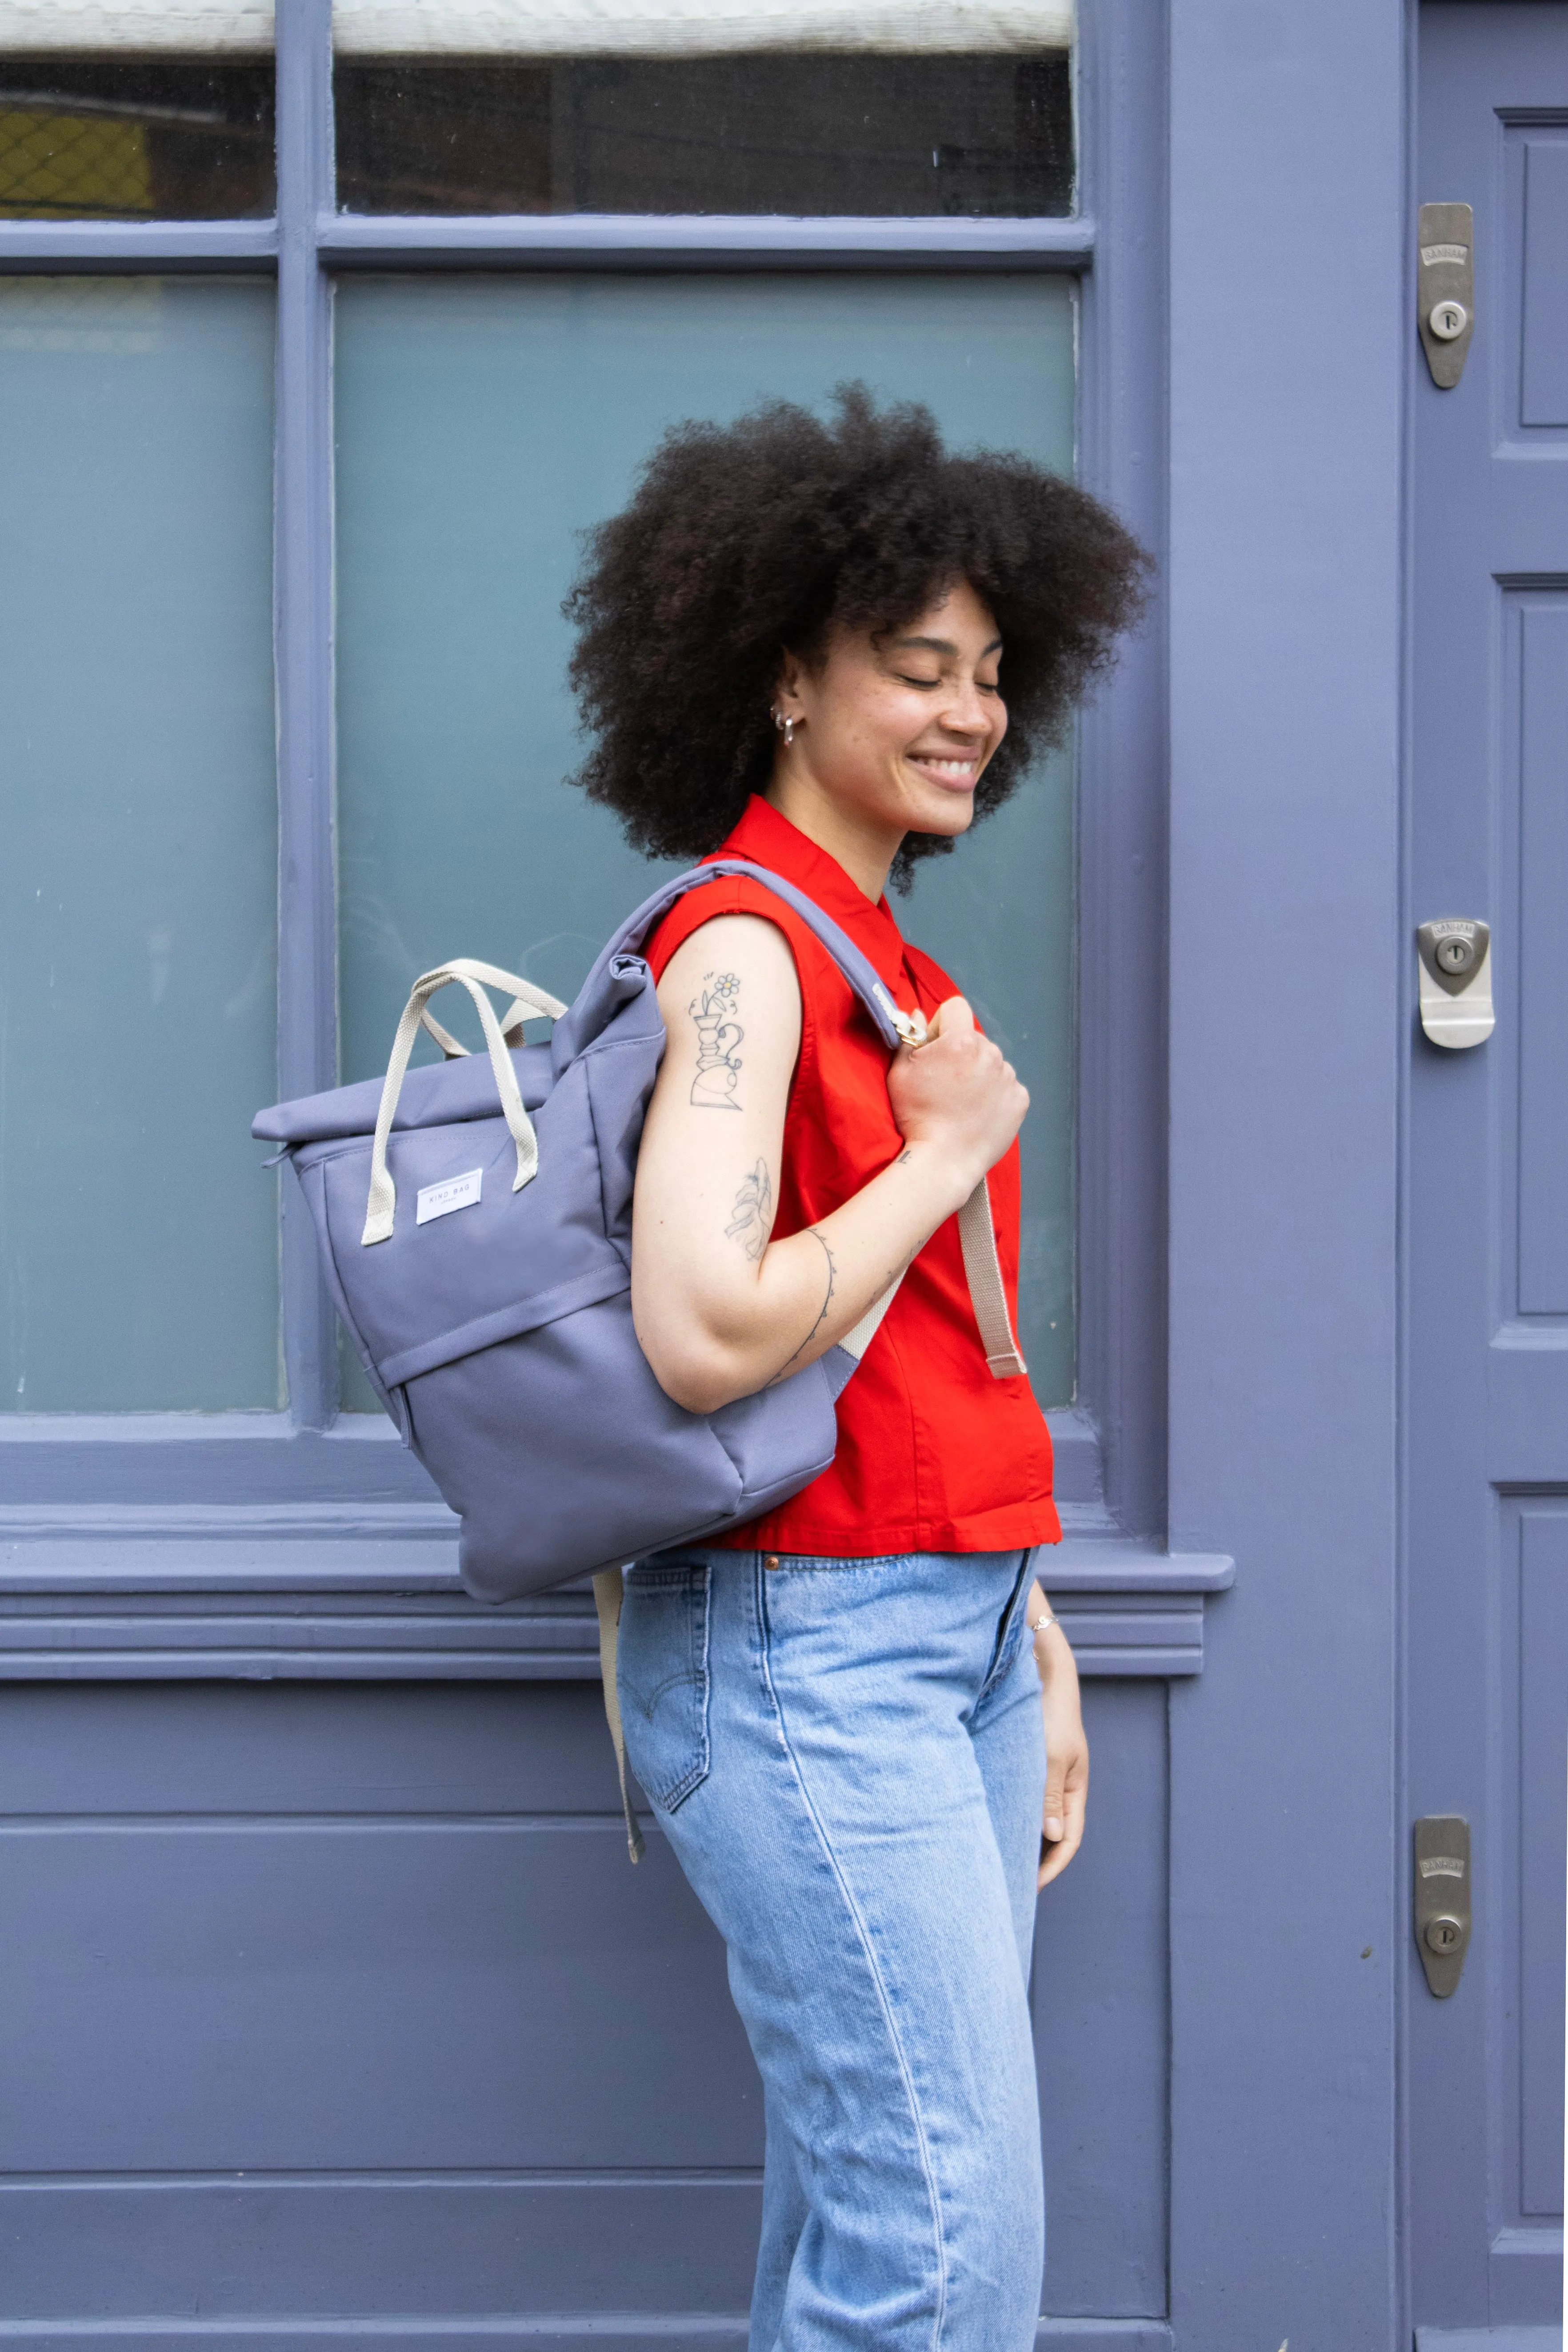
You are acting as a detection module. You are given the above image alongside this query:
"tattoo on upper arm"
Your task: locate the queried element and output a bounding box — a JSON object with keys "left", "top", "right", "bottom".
{"left": 725, "top": 1159, "right": 773, "bottom": 1262}
{"left": 690, "top": 972, "right": 744, "bottom": 1110}
{"left": 771, "top": 1227, "right": 836, "bottom": 1382}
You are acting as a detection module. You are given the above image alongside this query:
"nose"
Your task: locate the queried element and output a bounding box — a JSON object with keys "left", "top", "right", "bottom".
{"left": 938, "top": 675, "right": 994, "bottom": 738}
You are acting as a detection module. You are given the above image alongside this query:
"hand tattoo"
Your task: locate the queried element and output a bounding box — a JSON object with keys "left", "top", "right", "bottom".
{"left": 690, "top": 971, "right": 744, "bottom": 1110}
{"left": 725, "top": 1159, "right": 773, "bottom": 1262}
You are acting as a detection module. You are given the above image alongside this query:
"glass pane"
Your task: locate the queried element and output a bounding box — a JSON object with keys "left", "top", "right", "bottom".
{"left": 0, "top": 56, "right": 274, "bottom": 218}
{"left": 336, "top": 273, "right": 1076, "bottom": 1405}
{"left": 334, "top": 53, "right": 1071, "bottom": 216}
{"left": 0, "top": 278, "right": 279, "bottom": 1410}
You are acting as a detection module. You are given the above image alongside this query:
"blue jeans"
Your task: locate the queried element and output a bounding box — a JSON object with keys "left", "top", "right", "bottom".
{"left": 617, "top": 1546, "right": 1047, "bottom": 2352}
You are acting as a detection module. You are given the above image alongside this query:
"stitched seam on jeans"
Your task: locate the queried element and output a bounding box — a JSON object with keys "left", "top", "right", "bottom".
{"left": 752, "top": 1554, "right": 951, "bottom": 2352}
{"left": 979, "top": 1548, "right": 1033, "bottom": 1698}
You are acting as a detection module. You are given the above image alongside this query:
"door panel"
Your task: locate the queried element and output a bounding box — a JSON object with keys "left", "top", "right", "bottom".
{"left": 1410, "top": 8, "right": 1568, "bottom": 2336}
{"left": 1514, "top": 599, "right": 1568, "bottom": 1315}
{"left": 1519, "top": 1514, "right": 1568, "bottom": 2222}
{"left": 1520, "top": 138, "right": 1568, "bottom": 425}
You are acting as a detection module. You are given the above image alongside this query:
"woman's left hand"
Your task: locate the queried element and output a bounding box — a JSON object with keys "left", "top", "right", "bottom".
{"left": 1029, "top": 1584, "right": 1088, "bottom": 1888}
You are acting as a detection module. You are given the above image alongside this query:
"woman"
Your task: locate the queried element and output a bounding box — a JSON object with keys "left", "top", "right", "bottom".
{"left": 567, "top": 387, "right": 1146, "bottom": 2351}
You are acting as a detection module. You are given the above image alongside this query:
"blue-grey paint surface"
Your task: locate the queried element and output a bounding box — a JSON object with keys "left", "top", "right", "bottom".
{"left": 275, "top": 0, "right": 341, "bottom": 1432}
{"left": 0, "top": 1677, "right": 1168, "bottom": 2331}
{"left": 1408, "top": 8, "right": 1567, "bottom": 2336}
{"left": 1166, "top": 0, "right": 1404, "bottom": 2346}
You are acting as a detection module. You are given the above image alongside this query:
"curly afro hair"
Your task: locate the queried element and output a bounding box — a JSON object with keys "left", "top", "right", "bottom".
{"left": 564, "top": 383, "right": 1149, "bottom": 889}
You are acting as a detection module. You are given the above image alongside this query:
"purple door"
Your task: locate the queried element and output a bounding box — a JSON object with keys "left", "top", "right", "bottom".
{"left": 1409, "top": 8, "right": 1568, "bottom": 2341}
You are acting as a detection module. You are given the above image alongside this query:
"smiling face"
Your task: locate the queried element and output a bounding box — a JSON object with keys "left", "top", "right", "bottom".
{"left": 766, "top": 577, "right": 1008, "bottom": 900}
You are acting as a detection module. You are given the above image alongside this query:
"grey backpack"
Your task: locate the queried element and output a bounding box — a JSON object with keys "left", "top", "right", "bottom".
{"left": 253, "top": 859, "right": 1025, "bottom": 1848}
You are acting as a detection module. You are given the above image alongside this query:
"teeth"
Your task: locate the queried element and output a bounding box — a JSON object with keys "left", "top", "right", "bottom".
{"left": 917, "top": 757, "right": 974, "bottom": 776}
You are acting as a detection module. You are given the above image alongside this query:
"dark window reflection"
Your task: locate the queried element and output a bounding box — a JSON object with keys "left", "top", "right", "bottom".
{"left": 335, "top": 52, "right": 1072, "bottom": 217}
{"left": 0, "top": 57, "right": 274, "bottom": 219}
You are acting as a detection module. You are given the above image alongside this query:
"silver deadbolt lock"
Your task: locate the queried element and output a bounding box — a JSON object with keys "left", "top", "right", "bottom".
{"left": 1418, "top": 203, "right": 1474, "bottom": 389}
{"left": 1417, "top": 919, "right": 1494, "bottom": 1048}
{"left": 1414, "top": 1816, "right": 1471, "bottom": 1997}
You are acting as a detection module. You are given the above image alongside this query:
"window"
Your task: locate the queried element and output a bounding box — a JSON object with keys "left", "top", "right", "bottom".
{"left": 0, "top": 58, "right": 274, "bottom": 218}
{"left": 333, "top": 53, "right": 1072, "bottom": 217}
{"left": 0, "top": 276, "right": 278, "bottom": 1409}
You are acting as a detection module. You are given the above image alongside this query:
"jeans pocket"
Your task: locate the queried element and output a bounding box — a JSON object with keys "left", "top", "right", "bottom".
{"left": 617, "top": 1560, "right": 711, "bottom": 1812}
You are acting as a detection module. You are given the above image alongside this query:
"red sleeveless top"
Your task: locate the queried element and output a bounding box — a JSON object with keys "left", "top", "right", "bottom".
{"left": 645, "top": 796, "right": 1060, "bottom": 1557}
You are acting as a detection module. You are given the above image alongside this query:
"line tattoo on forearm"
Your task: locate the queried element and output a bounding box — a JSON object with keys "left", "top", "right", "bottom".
{"left": 772, "top": 1227, "right": 836, "bottom": 1381}
{"left": 725, "top": 1159, "right": 773, "bottom": 1262}
{"left": 690, "top": 971, "right": 744, "bottom": 1110}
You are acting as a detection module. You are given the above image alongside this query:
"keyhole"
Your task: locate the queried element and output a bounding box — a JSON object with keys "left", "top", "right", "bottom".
{"left": 1436, "top": 937, "right": 1473, "bottom": 974}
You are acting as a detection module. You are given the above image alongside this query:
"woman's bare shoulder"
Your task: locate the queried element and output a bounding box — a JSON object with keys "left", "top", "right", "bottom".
{"left": 654, "top": 912, "right": 801, "bottom": 1009}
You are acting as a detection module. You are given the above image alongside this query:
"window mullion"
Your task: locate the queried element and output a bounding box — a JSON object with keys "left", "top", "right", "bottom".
{"left": 274, "top": 0, "right": 339, "bottom": 1429}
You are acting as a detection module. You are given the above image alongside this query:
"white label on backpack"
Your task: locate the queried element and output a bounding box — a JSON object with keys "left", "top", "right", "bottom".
{"left": 416, "top": 1167, "right": 483, "bottom": 1225}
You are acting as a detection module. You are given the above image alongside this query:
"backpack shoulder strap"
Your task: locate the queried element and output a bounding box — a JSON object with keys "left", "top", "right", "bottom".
{"left": 564, "top": 859, "right": 1026, "bottom": 1382}
{"left": 558, "top": 857, "right": 907, "bottom": 1063}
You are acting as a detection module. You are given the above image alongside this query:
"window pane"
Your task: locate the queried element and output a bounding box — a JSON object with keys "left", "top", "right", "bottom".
{"left": 335, "top": 52, "right": 1070, "bottom": 216}
{"left": 335, "top": 274, "right": 1076, "bottom": 1405}
{"left": 0, "top": 278, "right": 279, "bottom": 1410}
{"left": 0, "top": 56, "right": 274, "bottom": 219}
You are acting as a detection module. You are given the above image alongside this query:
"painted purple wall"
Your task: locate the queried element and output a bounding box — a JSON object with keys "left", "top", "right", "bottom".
{"left": 1166, "top": 0, "right": 1406, "bottom": 2343}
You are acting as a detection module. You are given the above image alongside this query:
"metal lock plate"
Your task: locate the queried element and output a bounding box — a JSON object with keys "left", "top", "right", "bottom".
{"left": 1418, "top": 202, "right": 1475, "bottom": 389}
{"left": 1414, "top": 1816, "right": 1471, "bottom": 1998}
{"left": 1416, "top": 918, "right": 1494, "bottom": 1048}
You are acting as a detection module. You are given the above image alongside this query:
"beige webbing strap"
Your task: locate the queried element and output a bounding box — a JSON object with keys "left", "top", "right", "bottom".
{"left": 833, "top": 1181, "right": 1024, "bottom": 1378}
{"left": 360, "top": 959, "right": 566, "bottom": 1246}
{"left": 592, "top": 1568, "right": 644, "bottom": 1864}
{"left": 880, "top": 999, "right": 1027, "bottom": 1382}
{"left": 957, "top": 1175, "right": 1028, "bottom": 1379}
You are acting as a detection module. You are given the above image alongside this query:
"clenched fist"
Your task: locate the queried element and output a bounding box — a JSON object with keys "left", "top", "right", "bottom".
{"left": 886, "top": 996, "right": 1029, "bottom": 1200}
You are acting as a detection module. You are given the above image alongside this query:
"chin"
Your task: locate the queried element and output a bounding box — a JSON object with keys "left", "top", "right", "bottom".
{"left": 908, "top": 794, "right": 976, "bottom": 839}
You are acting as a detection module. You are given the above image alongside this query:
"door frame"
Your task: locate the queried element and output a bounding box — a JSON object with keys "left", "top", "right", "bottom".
{"left": 1166, "top": 0, "right": 1408, "bottom": 2346}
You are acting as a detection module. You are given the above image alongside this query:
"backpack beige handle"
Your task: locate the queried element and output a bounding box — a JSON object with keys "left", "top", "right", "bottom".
{"left": 361, "top": 960, "right": 567, "bottom": 1247}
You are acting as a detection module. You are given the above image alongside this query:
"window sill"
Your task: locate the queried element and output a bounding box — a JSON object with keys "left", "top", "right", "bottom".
{"left": 0, "top": 1501, "right": 1231, "bottom": 1682}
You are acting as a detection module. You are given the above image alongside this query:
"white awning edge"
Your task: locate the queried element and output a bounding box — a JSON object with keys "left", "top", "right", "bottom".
{"left": 0, "top": 0, "right": 1072, "bottom": 55}
{"left": 0, "top": 0, "right": 272, "bottom": 47}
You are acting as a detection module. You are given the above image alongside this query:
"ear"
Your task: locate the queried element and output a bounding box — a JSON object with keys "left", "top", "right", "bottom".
{"left": 772, "top": 645, "right": 808, "bottom": 719}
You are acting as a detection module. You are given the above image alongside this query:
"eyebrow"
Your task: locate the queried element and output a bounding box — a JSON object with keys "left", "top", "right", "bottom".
{"left": 889, "top": 634, "right": 1004, "bottom": 657}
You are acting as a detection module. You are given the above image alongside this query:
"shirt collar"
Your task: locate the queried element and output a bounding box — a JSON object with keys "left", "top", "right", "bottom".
{"left": 715, "top": 796, "right": 910, "bottom": 994}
